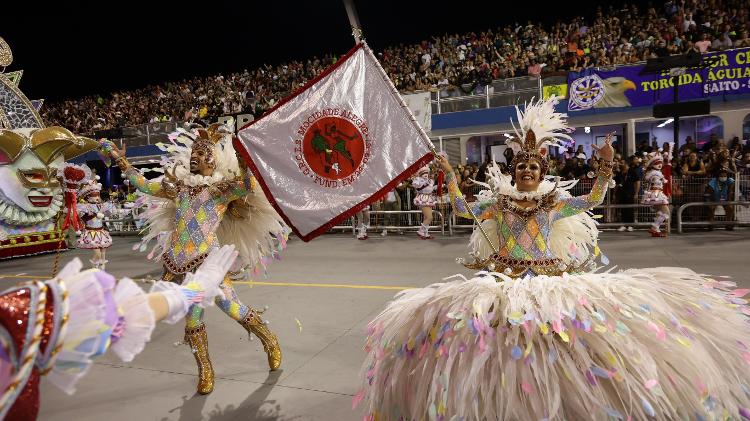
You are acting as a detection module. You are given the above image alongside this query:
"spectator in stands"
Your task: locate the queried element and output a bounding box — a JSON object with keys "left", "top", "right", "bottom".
{"left": 737, "top": 152, "right": 750, "bottom": 176}
{"left": 702, "top": 134, "right": 721, "bottom": 153}
{"left": 679, "top": 136, "right": 698, "bottom": 156}
{"left": 728, "top": 136, "right": 743, "bottom": 154}
{"left": 709, "top": 148, "right": 738, "bottom": 175}
{"left": 682, "top": 151, "right": 707, "bottom": 177}
{"left": 42, "top": 0, "right": 750, "bottom": 134}
{"left": 694, "top": 33, "right": 712, "bottom": 53}
{"left": 705, "top": 167, "right": 736, "bottom": 230}
{"left": 735, "top": 30, "right": 750, "bottom": 47}
{"left": 527, "top": 59, "right": 542, "bottom": 78}
{"left": 615, "top": 159, "right": 641, "bottom": 231}
{"left": 503, "top": 148, "right": 515, "bottom": 169}
{"left": 637, "top": 139, "right": 652, "bottom": 155}
{"left": 476, "top": 155, "right": 491, "bottom": 183}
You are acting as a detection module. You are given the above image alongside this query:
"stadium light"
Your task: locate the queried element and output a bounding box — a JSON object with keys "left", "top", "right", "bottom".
{"left": 657, "top": 118, "right": 674, "bottom": 128}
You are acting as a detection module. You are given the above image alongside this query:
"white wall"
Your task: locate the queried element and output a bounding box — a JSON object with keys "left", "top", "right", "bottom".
{"left": 567, "top": 124, "right": 624, "bottom": 158}
{"left": 635, "top": 120, "right": 697, "bottom": 148}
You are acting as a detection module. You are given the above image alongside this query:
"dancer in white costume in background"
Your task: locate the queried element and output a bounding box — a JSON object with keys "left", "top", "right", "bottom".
{"left": 641, "top": 152, "right": 671, "bottom": 237}
{"left": 75, "top": 168, "right": 115, "bottom": 269}
{"left": 412, "top": 165, "right": 437, "bottom": 239}
{"left": 357, "top": 98, "right": 750, "bottom": 421}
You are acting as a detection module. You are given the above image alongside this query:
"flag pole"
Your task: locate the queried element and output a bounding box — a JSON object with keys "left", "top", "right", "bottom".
{"left": 339, "top": 3, "right": 498, "bottom": 254}
{"left": 342, "top": 0, "right": 363, "bottom": 43}
{"left": 430, "top": 148, "right": 499, "bottom": 254}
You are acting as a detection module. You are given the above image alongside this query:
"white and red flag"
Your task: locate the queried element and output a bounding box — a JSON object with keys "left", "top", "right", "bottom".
{"left": 234, "top": 43, "right": 434, "bottom": 241}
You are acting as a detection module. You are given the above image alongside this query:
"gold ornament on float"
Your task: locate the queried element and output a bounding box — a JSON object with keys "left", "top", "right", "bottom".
{"left": 0, "top": 37, "right": 12, "bottom": 68}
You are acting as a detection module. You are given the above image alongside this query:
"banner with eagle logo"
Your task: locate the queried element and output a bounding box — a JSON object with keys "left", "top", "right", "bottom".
{"left": 235, "top": 43, "right": 434, "bottom": 242}
{"left": 567, "top": 47, "right": 750, "bottom": 111}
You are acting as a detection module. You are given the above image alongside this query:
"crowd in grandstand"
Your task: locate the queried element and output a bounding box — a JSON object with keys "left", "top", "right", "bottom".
{"left": 42, "top": 0, "right": 750, "bottom": 134}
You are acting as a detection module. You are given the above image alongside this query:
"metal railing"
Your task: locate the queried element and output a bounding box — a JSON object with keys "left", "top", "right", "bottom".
{"left": 105, "top": 217, "right": 140, "bottom": 235}
{"left": 676, "top": 201, "right": 750, "bottom": 233}
{"left": 332, "top": 210, "right": 446, "bottom": 236}
{"left": 431, "top": 77, "right": 542, "bottom": 114}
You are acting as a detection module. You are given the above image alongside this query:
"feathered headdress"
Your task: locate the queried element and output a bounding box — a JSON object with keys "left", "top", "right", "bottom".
{"left": 506, "top": 96, "right": 572, "bottom": 175}
{"left": 644, "top": 152, "right": 664, "bottom": 169}
{"left": 191, "top": 122, "right": 231, "bottom": 153}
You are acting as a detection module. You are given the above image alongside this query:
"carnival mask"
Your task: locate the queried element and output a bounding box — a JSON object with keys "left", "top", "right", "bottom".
{"left": 0, "top": 127, "right": 98, "bottom": 219}
{"left": 0, "top": 151, "right": 62, "bottom": 212}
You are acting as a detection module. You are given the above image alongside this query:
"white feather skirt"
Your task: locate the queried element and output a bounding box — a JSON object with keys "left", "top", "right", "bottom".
{"left": 357, "top": 268, "right": 750, "bottom": 421}
{"left": 641, "top": 190, "right": 670, "bottom": 206}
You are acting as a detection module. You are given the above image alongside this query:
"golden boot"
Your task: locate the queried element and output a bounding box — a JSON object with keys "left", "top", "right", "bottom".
{"left": 239, "top": 309, "right": 282, "bottom": 370}
{"left": 184, "top": 323, "right": 214, "bottom": 394}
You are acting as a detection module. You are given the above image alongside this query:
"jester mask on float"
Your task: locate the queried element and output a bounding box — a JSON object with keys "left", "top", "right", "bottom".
{"left": 0, "top": 127, "right": 98, "bottom": 226}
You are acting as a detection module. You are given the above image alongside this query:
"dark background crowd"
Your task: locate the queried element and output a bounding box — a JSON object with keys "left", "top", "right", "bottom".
{"left": 41, "top": 0, "right": 750, "bottom": 135}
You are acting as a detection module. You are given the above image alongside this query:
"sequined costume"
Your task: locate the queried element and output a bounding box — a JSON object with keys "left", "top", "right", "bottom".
{"left": 447, "top": 168, "right": 608, "bottom": 275}
{"left": 642, "top": 169, "right": 670, "bottom": 206}
{"left": 123, "top": 167, "right": 251, "bottom": 275}
{"left": 102, "top": 123, "right": 287, "bottom": 394}
{"left": 0, "top": 245, "right": 235, "bottom": 421}
{"left": 75, "top": 202, "right": 115, "bottom": 249}
{"left": 357, "top": 98, "right": 750, "bottom": 421}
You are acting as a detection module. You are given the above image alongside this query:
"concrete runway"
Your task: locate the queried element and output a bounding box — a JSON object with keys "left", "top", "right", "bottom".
{"left": 1, "top": 230, "right": 747, "bottom": 421}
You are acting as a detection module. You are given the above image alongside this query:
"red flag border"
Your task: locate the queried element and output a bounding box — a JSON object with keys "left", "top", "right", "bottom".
{"left": 232, "top": 43, "right": 434, "bottom": 242}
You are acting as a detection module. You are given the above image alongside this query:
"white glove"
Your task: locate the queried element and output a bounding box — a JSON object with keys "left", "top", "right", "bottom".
{"left": 150, "top": 245, "right": 238, "bottom": 324}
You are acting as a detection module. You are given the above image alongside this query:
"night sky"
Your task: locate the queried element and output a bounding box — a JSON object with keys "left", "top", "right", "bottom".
{"left": 3, "top": 0, "right": 642, "bottom": 102}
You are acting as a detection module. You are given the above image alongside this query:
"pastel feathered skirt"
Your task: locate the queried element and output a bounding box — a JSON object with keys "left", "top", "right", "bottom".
{"left": 77, "top": 228, "right": 112, "bottom": 249}
{"left": 357, "top": 268, "right": 750, "bottom": 421}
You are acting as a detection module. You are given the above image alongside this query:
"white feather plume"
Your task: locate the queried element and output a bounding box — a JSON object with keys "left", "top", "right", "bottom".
{"left": 509, "top": 96, "right": 572, "bottom": 153}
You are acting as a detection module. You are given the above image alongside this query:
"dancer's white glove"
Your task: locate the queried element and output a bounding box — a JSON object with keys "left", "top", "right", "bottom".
{"left": 151, "top": 245, "right": 238, "bottom": 324}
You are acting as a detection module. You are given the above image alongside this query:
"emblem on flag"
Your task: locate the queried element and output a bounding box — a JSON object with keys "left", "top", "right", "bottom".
{"left": 295, "top": 108, "right": 372, "bottom": 187}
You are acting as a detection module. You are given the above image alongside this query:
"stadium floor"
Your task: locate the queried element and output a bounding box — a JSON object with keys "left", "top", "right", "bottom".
{"left": 1, "top": 231, "right": 747, "bottom": 421}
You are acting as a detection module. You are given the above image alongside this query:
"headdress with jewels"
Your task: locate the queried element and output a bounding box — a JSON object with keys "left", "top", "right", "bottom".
{"left": 189, "top": 122, "right": 232, "bottom": 157}
{"left": 506, "top": 97, "right": 572, "bottom": 177}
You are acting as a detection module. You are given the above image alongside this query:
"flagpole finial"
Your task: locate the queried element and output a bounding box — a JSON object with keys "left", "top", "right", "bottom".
{"left": 351, "top": 27, "right": 363, "bottom": 43}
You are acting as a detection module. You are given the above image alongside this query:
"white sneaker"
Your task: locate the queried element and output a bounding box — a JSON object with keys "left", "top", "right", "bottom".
{"left": 618, "top": 226, "right": 626, "bottom": 232}
{"left": 627, "top": 226, "right": 634, "bottom": 232}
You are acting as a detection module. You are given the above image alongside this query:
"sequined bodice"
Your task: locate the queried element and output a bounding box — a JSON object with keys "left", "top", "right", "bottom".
{"left": 448, "top": 171, "right": 610, "bottom": 262}
{"left": 495, "top": 205, "right": 557, "bottom": 260}
{"left": 125, "top": 167, "right": 250, "bottom": 272}
{"left": 168, "top": 186, "right": 228, "bottom": 265}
